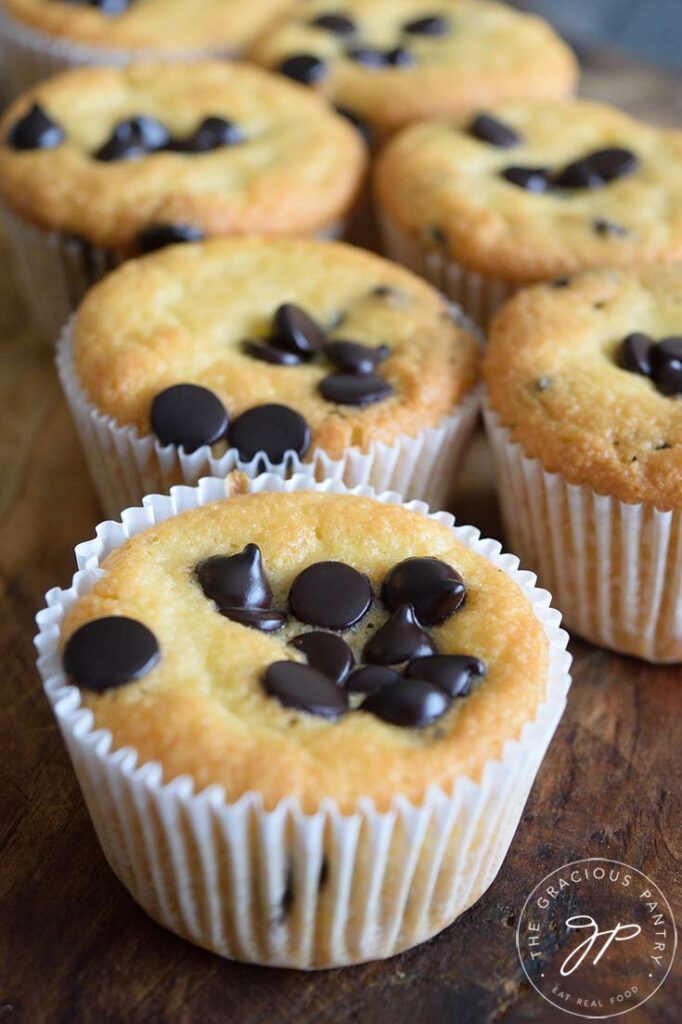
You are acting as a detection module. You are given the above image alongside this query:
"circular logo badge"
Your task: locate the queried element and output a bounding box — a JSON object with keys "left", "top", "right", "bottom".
{"left": 517, "top": 858, "right": 677, "bottom": 1019}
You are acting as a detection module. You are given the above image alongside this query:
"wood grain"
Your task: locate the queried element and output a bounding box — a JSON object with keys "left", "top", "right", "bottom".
{"left": 0, "top": 49, "right": 680, "bottom": 1024}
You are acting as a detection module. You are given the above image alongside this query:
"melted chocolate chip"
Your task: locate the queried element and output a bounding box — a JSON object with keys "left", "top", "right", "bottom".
{"left": 241, "top": 340, "right": 302, "bottom": 366}
{"left": 405, "top": 654, "right": 485, "bottom": 698}
{"left": 470, "top": 114, "right": 521, "bottom": 149}
{"left": 292, "top": 631, "right": 355, "bottom": 684}
{"left": 290, "top": 561, "right": 372, "bottom": 630}
{"left": 264, "top": 661, "right": 348, "bottom": 719}
{"left": 554, "top": 148, "right": 639, "bottom": 190}
{"left": 279, "top": 54, "right": 328, "bottom": 85}
{"left": 311, "top": 12, "right": 356, "bottom": 34}
{"left": 63, "top": 616, "right": 160, "bottom": 692}
{"left": 137, "top": 223, "right": 205, "bottom": 254}
{"left": 274, "top": 303, "right": 325, "bottom": 359}
{"left": 346, "top": 47, "right": 387, "bottom": 68}
{"left": 502, "top": 166, "right": 551, "bottom": 193}
{"left": 319, "top": 373, "right": 394, "bottom": 406}
{"left": 386, "top": 47, "right": 415, "bottom": 67}
{"left": 346, "top": 665, "right": 401, "bottom": 694}
{"left": 196, "top": 544, "right": 273, "bottom": 609}
{"left": 651, "top": 337, "right": 682, "bottom": 396}
{"left": 8, "top": 103, "right": 65, "bottom": 150}
{"left": 95, "top": 115, "right": 169, "bottom": 161}
{"left": 593, "top": 217, "right": 629, "bottom": 238}
{"left": 363, "top": 604, "right": 437, "bottom": 665}
{"left": 325, "top": 340, "right": 389, "bottom": 375}
{"left": 382, "top": 557, "right": 466, "bottom": 626}
{"left": 403, "top": 14, "right": 450, "bottom": 36}
{"left": 178, "top": 116, "right": 245, "bottom": 153}
{"left": 151, "top": 384, "right": 229, "bottom": 450}
{"left": 334, "top": 106, "right": 374, "bottom": 146}
{"left": 228, "top": 403, "right": 311, "bottom": 462}
{"left": 619, "top": 333, "right": 652, "bottom": 377}
{"left": 361, "top": 678, "right": 450, "bottom": 727}
{"left": 220, "top": 607, "right": 287, "bottom": 632}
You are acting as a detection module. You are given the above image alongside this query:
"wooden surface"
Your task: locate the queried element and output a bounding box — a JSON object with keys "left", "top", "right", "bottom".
{"left": 1, "top": 50, "right": 681, "bottom": 1024}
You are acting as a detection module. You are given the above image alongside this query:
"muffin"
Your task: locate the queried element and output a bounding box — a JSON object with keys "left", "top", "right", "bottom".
{"left": 484, "top": 266, "right": 682, "bottom": 663}
{"left": 0, "top": 61, "right": 367, "bottom": 336}
{"left": 57, "top": 236, "right": 481, "bottom": 516}
{"left": 0, "top": 0, "right": 295, "bottom": 96}
{"left": 251, "top": 0, "right": 578, "bottom": 143}
{"left": 35, "top": 475, "right": 571, "bottom": 968}
{"left": 376, "top": 99, "right": 682, "bottom": 326}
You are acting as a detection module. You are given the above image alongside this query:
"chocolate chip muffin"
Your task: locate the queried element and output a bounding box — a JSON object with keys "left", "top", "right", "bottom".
{"left": 484, "top": 266, "right": 682, "bottom": 662}
{"left": 38, "top": 478, "right": 570, "bottom": 967}
{"left": 251, "top": 0, "right": 577, "bottom": 142}
{"left": 376, "top": 99, "right": 682, "bottom": 325}
{"left": 0, "top": 61, "right": 367, "bottom": 336}
{"left": 58, "top": 236, "right": 481, "bottom": 515}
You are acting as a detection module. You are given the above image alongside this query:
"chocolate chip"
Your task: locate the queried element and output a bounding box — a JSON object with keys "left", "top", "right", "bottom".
{"left": 386, "top": 47, "right": 415, "bottom": 67}
{"left": 552, "top": 277, "right": 571, "bottom": 288}
{"left": 95, "top": 0, "right": 129, "bottom": 11}
{"left": 319, "top": 373, "right": 394, "bottom": 406}
{"left": 501, "top": 166, "right": 551, "bottom": 193}
{"left": 273, "top": 303, "right": 325, "bottom": 359}
{"left": 264, "top": 662, "right": 348, "bottom": 719}
{"left": 151, "top": 384, "right": 229, "bottom": 450}
{"left": 651, "top": 337, "right": 682, "bottom": 396}
{"left": 137, "top": 223, "right": 205, "bottom": 254}
{"left": 241, "top": 340, "right": 302, "bottom": 366}
{"left": 382, "top": 557, "right": 466, "bottom": 626}
{"left": 346, "top": 47, "right": 387, "bottom": 67}
{"left": 279, "top": 54, "right": 328, "bottom": 85}
{"left": 219, "top": 607, "right": 287, "bottom": 632}
{"left": 95, "top": 115, "right": 169, "bottom": 161}
{"left": 178, "top": 116, "right": 245, "bottom": 153}
{"left": 470, "top": 114, "right": 521, "bottom": 149}
{"left": 371, "top": 285, "right": 398, "bottom": 298}
{"left": 63, "top": 616, "right": 160, "bottom": 692}
{"left": 228, "top": 404, "right": 311, "bottom": 463}
{"left": 363, "top": 604, "right": 437, "bottom": 665}
{"left": 290, "top": 561, "right": 372, "bottom": 630}
{"left": 334, "top": 106, "right": 374, "bottom": 146}
{"left": 593, "top": 217, "right": 629, "bottom": 238}
{"left": 619, "top": 333, "right": 652, "bottom": 377}
{"left": 361, "top": 678, "right": 450, "bottom": 727}
{"left": 325, "top": 341, "right": 389, "bottom": 375}
{"left": 536, "top": 376, "right": 551, "bottom": 391}
{"left": 291, "top": 631, "right": 355, "bottom": 684}
{"left": 403, "top": 15, "right": 450, "bottom": 35}
{"left": 196, "top": 544, "right": 273, "bottom": 609}
{"left": 311, "top": 13, "right": 356, "bottom": 34}
{"left": 405, "top": 654, "right": 485, "bottom": 698}
{"left": 346, "top": 665, "right": 401, "bottom": 694}
{"left": 554, "top": 148, "right": 639, "bottom": 190}
{"left": 8, "top": 103, "right": 65, "bottom": 150}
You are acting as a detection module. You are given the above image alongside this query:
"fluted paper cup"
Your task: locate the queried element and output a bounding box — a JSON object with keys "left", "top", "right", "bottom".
{"left": 483, "top": 401, "right": 682, "bottom": 663}
{"left": 35, "top": 474, "right": 572, "bottom": 968}
{"left": 56, "top": 320, "right": 482, "bottom": 517}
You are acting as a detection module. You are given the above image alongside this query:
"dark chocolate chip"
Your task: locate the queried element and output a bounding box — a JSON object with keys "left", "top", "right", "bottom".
{"left": 95, "top": 115, "right": 169, "bottom": 161}
{"left": 291, "top": 631, "right": 355, "bottom": 684}
{"left": 363, "top": 604, "right": 437, "bottom": 665}
{"left": 151, "top": 383, "right": 229, "bottom": 450}
{"left": 536, "top": 376, "right": 551, "bottom": 391}
{"left": 651, "top": 337, "right": 682, "bottom": 396}
{"left": 8, "top": 103, "right": 65, "bottom": 150}
{"left": 346, "top": 47, "right": 387, "bottom": 68}
{"left": 137, "top": 223, "right": 205, "bottom": 253}
{"left": 279, "top": 54, "right": 328, "bottom": 85}
{"left": 196, "top": 544, "right": 273, "bottom": 610}
{"left": 63, "top": 616, "right": 160, "bottom": 692}
{"left": 264, "top": 661, "right": 349, "bottom": 719}
{"left": 552, "top": 277, "right": 571, "bottom": 288}
{"left": 386, "top": 47, "right": 415, "bottom": 67}
{"left": 219, "top": 607, "right": 288, "bottom": 632}
{"left": 228, "top": 403, "right": 311, "bottom": 463}
{"left": 290, "top": 561, "right": 372, "bottom": 631}
{"left": 361, "top": 678, "right": 450, "bottom": 727}
{"left": 319, "top": 373, "right": 394, "bottom": 406}
{"left": 273, "top": 303, "right": 326, "bottom": 358}
{"left": 403, "top": 15, "right": 450, "bottom": 35}
{"left": 470, "top": 114, "right": 521, "bottom": 149}
{"left": 382, "top": 557, "right": 466, "bottom": 626}
{"left": 334, "top": 106, "right": 374, "bottom": 146}
{"left": 346, "top": 665, "right": 401, "bottom": 694}
{"left": 405, "top": 654, "right": 485, "bottom": 698}
{"left": 371, "top": 285, "right": 398, "bottom": 298}
{"left": 95, "top": 0, "right": 130, "bottom": 11}
{"left": 554, "top": 148, "right": 639, "bottom": 190}
{"left": 593, "top": 217, "right": 629, "bottom": 238}
{"left": 619, "top": 332, "right": 652, "bottom": 377}
{"left": 310, "top": 13, "right": 356, "bottom": 34}
{"left": 241, "top": 340, "right": 302, "bottom": 366}
{"left": 325, "top": 340, "right": 389, "bottom": 375}
{"left": 176, "top": 116, "right": 245, "bottom": 153}
{"left": 501, "top": 166, "right": 551, "bottom": 193}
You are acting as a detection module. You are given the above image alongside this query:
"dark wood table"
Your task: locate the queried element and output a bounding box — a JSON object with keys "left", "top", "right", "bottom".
{"left": 1, "top": 49, "right": 680, "bottom": 1024}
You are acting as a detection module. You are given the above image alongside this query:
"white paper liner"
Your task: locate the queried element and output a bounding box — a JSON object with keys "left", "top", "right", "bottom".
{"left": 483, "top": 401, "right": 682, "bottom": 663}
{"left": 56, "top": 320, "right": 482, "bottom": 517}
{"left": 35, "top": 474, "right": 572, "bottom": 968}
{"left": 378, "top": 212, "right": 517, "bottom": 330}
{"left": 0, "top": 9, "right": 238, "bottom": 98}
